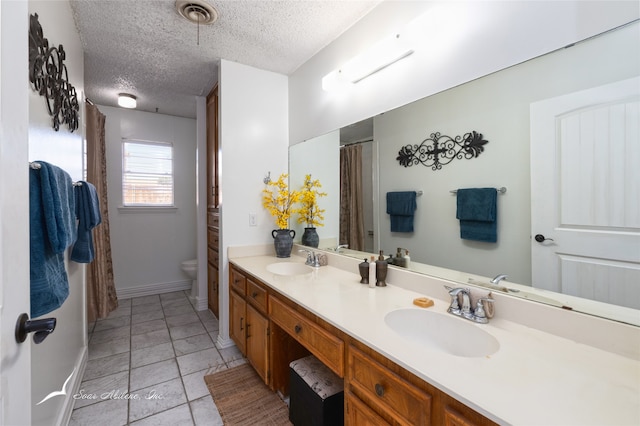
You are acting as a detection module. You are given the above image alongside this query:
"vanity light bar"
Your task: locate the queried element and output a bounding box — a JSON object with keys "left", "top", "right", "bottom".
{"left": 322, "top": 33, "right": 414, "bottom": 91}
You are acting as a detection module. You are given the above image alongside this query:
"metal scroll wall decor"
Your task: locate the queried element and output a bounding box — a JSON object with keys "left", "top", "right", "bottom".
{"left": 28, "top": 13, "right": 79, "bottom": 132}
{"left": 396, "top": 131, "right": 488, "bottom": 170}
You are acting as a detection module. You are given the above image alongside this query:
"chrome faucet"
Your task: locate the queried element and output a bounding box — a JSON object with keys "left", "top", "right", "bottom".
{"left": 491, "top": 274, "right": 508, "bottom": 284}
{"left": 333, "top": 244, "right": 348, "bottom": 253}
{"left": 299, "top": 249, "right": 321, "bottom": 267}
{"left": 445, "top": 285, "right": 495, "bottom": 324}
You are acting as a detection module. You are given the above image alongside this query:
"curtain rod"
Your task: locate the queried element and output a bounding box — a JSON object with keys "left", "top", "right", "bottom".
{"left": 340, "top": 138, "right": 373, "bottom": 147}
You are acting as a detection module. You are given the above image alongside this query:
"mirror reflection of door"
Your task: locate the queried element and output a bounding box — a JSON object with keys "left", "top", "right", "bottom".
{"left": 531, "top": 77, "right": 640, "bottom": 309}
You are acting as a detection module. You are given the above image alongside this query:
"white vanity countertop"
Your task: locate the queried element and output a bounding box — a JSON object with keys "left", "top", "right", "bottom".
{"left": 230, "top": 254, "right": 640, "bottom": 426}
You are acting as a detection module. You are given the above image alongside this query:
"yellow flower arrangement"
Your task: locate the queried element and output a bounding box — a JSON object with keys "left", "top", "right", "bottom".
{"left": 262, "top": 173, "right": 301, "bottom": 229}
{"left": 297, "top": 174, "right": 326, "bottom": 228}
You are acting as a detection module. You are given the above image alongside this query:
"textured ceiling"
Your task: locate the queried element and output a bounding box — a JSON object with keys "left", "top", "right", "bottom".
{"left": 70, "top": 0, "right": 382, "bottom": 118}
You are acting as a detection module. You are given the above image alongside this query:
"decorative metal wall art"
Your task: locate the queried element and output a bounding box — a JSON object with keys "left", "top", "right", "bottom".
{"left": 396, "top": 131, "right": 488, "bottom": 170}
{"left": 28, "top": 13, "right": 79, "bottom": 132}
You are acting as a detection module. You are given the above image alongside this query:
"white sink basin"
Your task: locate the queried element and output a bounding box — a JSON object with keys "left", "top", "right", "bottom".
{"left": 266, "top": 262, "right": 313, "bottom": 276}
{"left": 384, "top": 308, "right": 500, "bottom": 358}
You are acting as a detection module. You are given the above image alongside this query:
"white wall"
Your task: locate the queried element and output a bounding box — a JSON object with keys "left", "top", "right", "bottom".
{"left": 289, "top": 130, "right": 340, "bottom": 245}
{"left": 99, "top": 106, "right": 197, "bottom": 298}
{"left": 289, "top": 0, "right": 639, "bottom": 144}
{"left": 27, "top": 1, "right": 86, "bottom": 424}
{"left": 218, "top": 60, "right": 288, "bottom": 347}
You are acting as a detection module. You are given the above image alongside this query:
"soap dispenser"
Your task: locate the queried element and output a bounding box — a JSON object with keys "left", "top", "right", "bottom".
{"left": 376, "top": 250, "right": 388, "bottom": 287}
{"left": 395, "top": 248, "right": 407, "bottom": 268}
{"left": 358, "top": 258, "right": 369, "bottom": 284}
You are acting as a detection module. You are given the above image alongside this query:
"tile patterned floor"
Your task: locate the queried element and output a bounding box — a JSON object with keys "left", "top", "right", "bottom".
{"left": 70, "top": 291, "right": 245, "bottom": 425}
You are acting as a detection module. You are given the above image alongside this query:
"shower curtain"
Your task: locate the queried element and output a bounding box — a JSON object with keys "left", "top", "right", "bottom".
{"left": 339, "top": 144, "right": 365, "bottom": 251}
{"left": 85, "top": 102, "right": 118, "bottom": 321}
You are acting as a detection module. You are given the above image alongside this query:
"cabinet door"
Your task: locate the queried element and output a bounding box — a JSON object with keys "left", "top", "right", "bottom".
{"left": 230, "top": 290, "right": 246, "bottom": 355}
{"left": 208, "top": 261, "right": 219, "bottom": 317}
{"left": 346, "top": 391, "right": 390, "bottom": 426}
{"left": 246, "top": 304, "right": 269, "bottom": 384}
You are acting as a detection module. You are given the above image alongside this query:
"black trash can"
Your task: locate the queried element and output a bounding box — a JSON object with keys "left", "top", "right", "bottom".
{"left": 289, "top": 355, "right": 344, "bottom": 426}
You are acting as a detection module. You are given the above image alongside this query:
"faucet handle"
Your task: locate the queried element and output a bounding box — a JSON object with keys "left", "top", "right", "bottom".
{"left": 474, "top": 297, "right": 495, "bottom": 323}
{"left": 445, "top": 286, "right": 469, "bottom": 315}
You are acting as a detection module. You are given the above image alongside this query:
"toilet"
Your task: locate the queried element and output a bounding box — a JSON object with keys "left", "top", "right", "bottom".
{"left": 181, "top": 259, "right": 198, "bottom": 300}
{"left": 181, "top": 259, "right": 198, "bottom": 280}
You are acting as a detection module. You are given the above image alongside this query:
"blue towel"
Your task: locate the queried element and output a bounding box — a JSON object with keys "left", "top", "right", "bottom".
{"left": 30, "top": 162, "right": 76, "bottom": 317}
{"left": 386, "top": 191, "right": 417, "bottom": 233}
{"left": 456, "top": 188, "right": 497, "bottom": 243}
{"left": 71, "top": 181, "right": 102, "bottom": 263}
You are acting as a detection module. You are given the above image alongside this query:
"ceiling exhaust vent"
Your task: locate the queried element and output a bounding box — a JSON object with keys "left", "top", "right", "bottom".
{"left": 176, "top": 0, "right": 218, "bottom": 25}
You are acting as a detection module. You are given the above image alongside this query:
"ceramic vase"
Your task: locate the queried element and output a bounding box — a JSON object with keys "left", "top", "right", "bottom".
{"left": 301, "top": 227, "right": 319, "bottom": 248}
{"left": 272, "top": 229, "right": 296, "bottom": 258}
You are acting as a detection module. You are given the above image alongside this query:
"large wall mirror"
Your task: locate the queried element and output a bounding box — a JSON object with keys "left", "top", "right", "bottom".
{"left": 290, "top": 21, "right": 640, "bottom": 326}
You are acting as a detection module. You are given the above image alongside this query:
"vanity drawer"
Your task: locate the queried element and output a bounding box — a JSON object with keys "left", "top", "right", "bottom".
{"left": 230, "top": 267, "right": 246, "bottom": 296}
{"left": 246, "top": 278, "right": 268, "bottom": 314}
{"left": 348, "top": 345, "right": 431, "bottom": 426}
{"left": 269, "top": 296, "right": 344, "bottom": 377}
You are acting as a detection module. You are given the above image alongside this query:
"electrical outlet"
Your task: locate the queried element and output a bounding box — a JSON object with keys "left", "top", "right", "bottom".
{"left": 249, "top": 213, "right": 257, "bottom": 226}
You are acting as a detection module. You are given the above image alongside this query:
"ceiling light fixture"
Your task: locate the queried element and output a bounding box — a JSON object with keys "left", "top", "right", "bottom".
{"left": 118, "top": 93, "right": 137, "bottom": 109}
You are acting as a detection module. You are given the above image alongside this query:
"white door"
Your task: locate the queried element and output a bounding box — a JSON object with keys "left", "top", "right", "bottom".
{"left": 0, "top": 1, "right": 33, "bottom": 424}
{"left": 530, "top": 76, "right": 640, "bottom": 309}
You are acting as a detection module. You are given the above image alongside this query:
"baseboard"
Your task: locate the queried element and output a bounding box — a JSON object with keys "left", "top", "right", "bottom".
{"left": 56, "top": 345, "right": 87, "bottom": 426}
{"left": 216, "top": 335, "right": 236, "bottom": 349}
{"left": 190, "top": 295, "right": 209, "bottom": 311}
{"left": 116, "top": 280, "right": 192, "bottom": 299}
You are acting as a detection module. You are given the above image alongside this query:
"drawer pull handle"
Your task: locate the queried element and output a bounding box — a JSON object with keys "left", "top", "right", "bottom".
{"left": 252, "top": 292, "right": 258, "bottom": 298}
{"left": 375, "top": 383, "right": 385, "bottom": 397}
{"left": 294, "top": 324, "right": 302, "bottom": 334}
{"left": 240, "top": 317, "right": 244, "bottom": 331}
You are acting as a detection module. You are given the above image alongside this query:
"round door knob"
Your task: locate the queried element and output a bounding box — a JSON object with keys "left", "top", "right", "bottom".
{"left": 294, "top": 324, "right": 302, "bottom": 334}
{"left": 534, "top": 234, "right": 554, "bottom": 243}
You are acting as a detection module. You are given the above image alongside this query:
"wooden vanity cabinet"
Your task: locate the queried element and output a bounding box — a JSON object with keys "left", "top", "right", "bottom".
{"left": 228, "top": 262, "right": 497, "bottom": 426}
{"left": 229, "top": 265, "right": 270, "bottom": 384}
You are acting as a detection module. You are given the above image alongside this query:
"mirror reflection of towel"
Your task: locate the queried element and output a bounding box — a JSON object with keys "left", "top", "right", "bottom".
{"left": 456, "top": 188, "right": 497, "bottom": 243}
{"left": 386, "top": 191, "right": 417, "bottom": 233}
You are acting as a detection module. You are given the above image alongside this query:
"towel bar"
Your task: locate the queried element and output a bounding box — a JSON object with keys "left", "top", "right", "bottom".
{"left": 30, "top": 162, "right": 82, "bottom": 186}
{"left": 450, "top": 187, "right": 506, "bottom": 194}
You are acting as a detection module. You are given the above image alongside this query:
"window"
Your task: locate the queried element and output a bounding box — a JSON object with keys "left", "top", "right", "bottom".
{"left": 122, "top": 140, "right": 174, "bottom": 206}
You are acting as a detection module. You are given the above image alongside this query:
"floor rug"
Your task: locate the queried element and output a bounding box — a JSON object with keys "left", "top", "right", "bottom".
{"left": 204, "top": 363, "right": 292, "bottom": 425}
